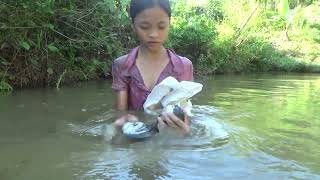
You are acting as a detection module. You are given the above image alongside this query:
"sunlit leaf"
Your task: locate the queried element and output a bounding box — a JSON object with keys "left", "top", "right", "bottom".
{"left": 278, "top": 0, "right": 289, "bottom": 20}
{"left": 48, "top": 44, "right": 59, "bottom": 52}
{"left": 20, "top": 41, "right": 30, "bottom": 50}
{"left": 47, "top": 68, "right": 54, "bottom": 75}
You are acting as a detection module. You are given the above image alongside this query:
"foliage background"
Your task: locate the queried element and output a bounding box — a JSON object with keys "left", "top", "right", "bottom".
{"left": 0, "top": 0, "right": 319, "bottom": 91}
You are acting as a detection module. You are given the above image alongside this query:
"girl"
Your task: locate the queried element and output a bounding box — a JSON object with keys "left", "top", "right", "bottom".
{"left": 112, "top": 0, "right": 193, "bottom": 134}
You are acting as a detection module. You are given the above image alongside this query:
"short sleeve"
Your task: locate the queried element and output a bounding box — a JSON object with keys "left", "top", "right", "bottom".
{"left": 111, "top": 57, "right": 128, "bottom": 91}
{"left": 181, "top": 57, "right": 194, "bottom": 81}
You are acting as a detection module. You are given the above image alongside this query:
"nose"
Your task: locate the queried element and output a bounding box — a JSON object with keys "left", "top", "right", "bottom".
{"left": 149, "top": 28, "right": 159, "bottom": 38}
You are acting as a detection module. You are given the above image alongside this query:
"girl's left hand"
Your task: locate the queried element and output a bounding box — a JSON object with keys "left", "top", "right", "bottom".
{"left": 113, "top": 114, "right": 138, "bottom": 129}
{"left": 157, "top": 112, "right": 190, "bottom": 135}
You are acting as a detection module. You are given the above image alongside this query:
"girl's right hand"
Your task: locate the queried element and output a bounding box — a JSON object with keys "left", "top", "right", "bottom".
{"left": 113, "top": 114, "right": 138, "bottom": 129}
{"left": 157, "top": 112, "right": 191, "bottom": 135}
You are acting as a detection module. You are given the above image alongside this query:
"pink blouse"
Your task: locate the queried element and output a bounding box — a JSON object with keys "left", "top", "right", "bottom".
{"left": 111, "top": 47, "right": 193, "bottom": 110}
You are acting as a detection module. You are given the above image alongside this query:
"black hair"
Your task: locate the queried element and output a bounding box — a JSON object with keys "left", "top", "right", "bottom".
{"left": 129, "top": 0, "right": 171, "bottom": 22}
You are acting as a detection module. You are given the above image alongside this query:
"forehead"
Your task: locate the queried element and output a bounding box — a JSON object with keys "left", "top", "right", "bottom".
{"left": 134, "top": 6, "right": 170, "bottom": 23}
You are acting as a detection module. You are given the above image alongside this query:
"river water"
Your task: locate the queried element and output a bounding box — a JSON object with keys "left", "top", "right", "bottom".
{"left": 0, "top": 73, "right": 319, "bottom": 180}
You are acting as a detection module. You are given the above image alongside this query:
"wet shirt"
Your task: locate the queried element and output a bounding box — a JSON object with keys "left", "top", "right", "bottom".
{"left": 111, "top": 47, "right": 193, "bottom": 110}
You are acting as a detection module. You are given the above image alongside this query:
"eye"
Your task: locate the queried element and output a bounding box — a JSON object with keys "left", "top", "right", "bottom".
{"left": 158, "top": 23, "right": 168, "bottom": 30}
{"left": 140, "top": 26, "right": 150, "bottom": 30}
{"left": 139, "top": 23, "right": 150, "bottom": 30}
{"left": 159, "top": 25, "right": 166, "bottom": 30}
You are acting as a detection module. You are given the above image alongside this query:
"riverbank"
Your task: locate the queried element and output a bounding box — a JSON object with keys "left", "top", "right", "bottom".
{"left": 1, "top": 0, "right": 319, "bottom": 92}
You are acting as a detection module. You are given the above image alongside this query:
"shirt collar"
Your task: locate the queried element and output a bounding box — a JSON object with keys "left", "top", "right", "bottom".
{"left": 121, "top": 46, "right": 183, "bottom": 76}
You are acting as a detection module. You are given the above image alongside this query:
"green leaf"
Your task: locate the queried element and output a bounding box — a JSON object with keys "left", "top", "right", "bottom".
{"left": 48, "top": 44, "right": 59, "bottom": 52}
{"left": 278, "top": 0, "right": 290, "bottom": 20}
{"left": 30, "top": 59, "right": 38, "bottom": 65}
{"left": 1, "top": 61, "right": 10, "bottom": 66}
{"left": 45, "top": 23, "right": 55, "bottom": 30}
{"left": 92, "top": 59, "right": 100, "bottom": 65}
{"left": 47, "top": 68, "right": 54, "bottom": 75}
{"left": 20, "top": 41, "right": 30, "bottom": 50}
{"left": 0, "top": 57, "right": 9, "bottom": 66}
{"left": 0, "top": 81, "right": 13, "bottom": 91}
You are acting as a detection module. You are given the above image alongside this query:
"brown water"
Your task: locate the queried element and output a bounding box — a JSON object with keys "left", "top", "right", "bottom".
{"left": 0, "top": 73, "right": 319, "bottom": 180}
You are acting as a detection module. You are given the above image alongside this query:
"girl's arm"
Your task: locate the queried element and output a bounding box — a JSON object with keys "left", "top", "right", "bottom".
{"left": 116, "top": 90, "right": 128, "bottom": 111}
{"left": 113, "top": 90, "right": 138, "bottom": 129}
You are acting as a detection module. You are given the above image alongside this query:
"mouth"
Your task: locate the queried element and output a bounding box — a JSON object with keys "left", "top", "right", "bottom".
{"left": 147, "top": 41, "right": 161, "bottom": 45}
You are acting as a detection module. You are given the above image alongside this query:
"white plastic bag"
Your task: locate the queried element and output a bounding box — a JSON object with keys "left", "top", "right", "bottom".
{"left": 143, "top": 76, "right": 203, "bottom": 116}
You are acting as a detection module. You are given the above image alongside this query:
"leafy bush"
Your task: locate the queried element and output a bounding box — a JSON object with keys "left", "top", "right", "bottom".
{"left": 0, "top": 0, "right": 136, "bottom": 90}
{"left": 167, "top": 1, "right": 217, "bottom": 73}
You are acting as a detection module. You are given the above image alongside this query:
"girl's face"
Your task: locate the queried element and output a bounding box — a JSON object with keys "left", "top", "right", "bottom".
{"left": 133, "top": 6, "right": 170, "bottom": 52}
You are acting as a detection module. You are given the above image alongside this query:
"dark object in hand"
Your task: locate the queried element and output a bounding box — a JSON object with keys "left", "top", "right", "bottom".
{"left": 173, "top": 105, "right": 185, "bottom": 121}
{"left": 163, "top": 105, "right": 185, "bottom": 125}
{"left": 122, "top": 105, "right": 186, "bottom": 140}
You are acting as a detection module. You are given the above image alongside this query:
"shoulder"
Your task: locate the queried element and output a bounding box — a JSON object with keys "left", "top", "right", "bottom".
{"left": 167, "top": 48, "right": 192, "bottom": 66}
{"left": 113, "top": 54, "right": 129, "bottom": 68}
{"left": 167, "top": 48, "right": 193, "bottom": 67}
{"left": 175, "top": 55, "right": 194, "bottom": 81}
{"left": 176, "top": 55, "right": 193, "bottom": 73}
{"left": 113, "top": 47, "right": 139, "bottom": 70}
{"left": 177, "top": 55, "right": 193, "bottom": 67}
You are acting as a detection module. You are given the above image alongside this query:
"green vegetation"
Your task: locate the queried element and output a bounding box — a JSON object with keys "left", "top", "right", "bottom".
{"left": 169, "top": 0, "right": 320, "bottom": 73}
{"left": 0, "top": 0, "right": 319, "bottom": 91}
{"left": 0, "top": 0, "right": 134, "bottom": 90}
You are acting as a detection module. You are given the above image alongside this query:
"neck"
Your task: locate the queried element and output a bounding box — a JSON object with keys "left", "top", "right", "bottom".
{"left": 138, "top": 45, "right": 166, "bottom": 61}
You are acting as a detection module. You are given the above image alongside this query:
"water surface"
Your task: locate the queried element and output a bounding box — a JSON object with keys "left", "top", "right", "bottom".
{"left": 0, "top": 73, "right": 319, "bottom": 180}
